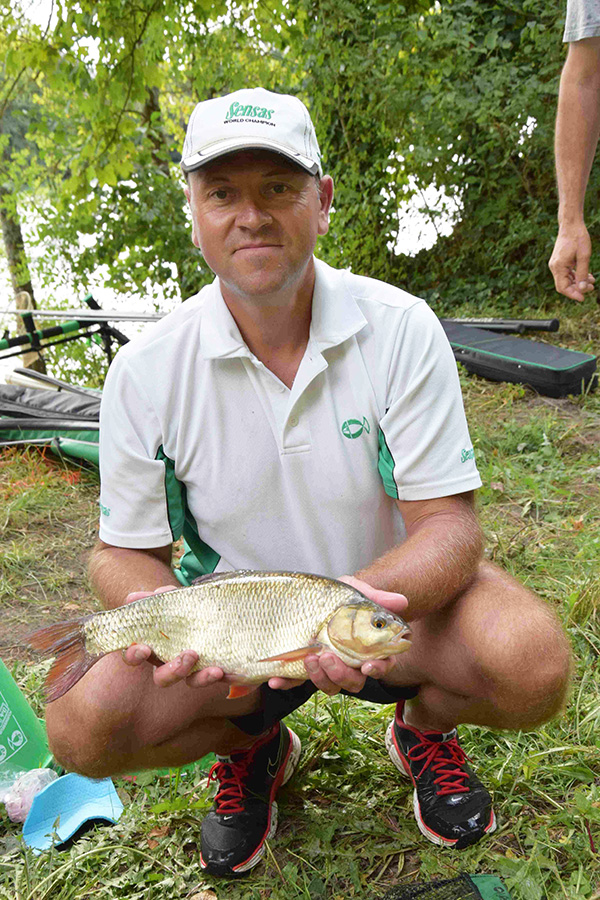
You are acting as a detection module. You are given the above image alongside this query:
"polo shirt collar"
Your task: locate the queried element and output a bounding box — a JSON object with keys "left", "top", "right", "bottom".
{"left": 199, "top": 257, "right": 367, "bottom": 360}
{"left": 200, "top": 280, "right": 250, "bottom": 360}
{"left": 310, "top": 258, "right": 367, "bottom": 351}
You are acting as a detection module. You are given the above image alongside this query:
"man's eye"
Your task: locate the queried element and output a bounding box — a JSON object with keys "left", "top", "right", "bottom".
{"left": 271, "top": 184, "right": 288, "bottom": 195}
{"left": 212, "top": 189, "right": 229, "bottom": 200}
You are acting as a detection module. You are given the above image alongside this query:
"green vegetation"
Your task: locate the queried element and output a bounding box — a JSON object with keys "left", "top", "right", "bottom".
{"left": 0, "top": 303, "right": 598, "bottom": 899}
{"left": 1, "top": 2, "right": 599, "bottom": 897}
{"left": 0, "top": 1, "right": 585, "bottom": 355}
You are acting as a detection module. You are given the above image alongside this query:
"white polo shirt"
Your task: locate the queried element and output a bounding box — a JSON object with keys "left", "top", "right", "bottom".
{"left": 98, "top": 258, "right": 481, "bottom": 583}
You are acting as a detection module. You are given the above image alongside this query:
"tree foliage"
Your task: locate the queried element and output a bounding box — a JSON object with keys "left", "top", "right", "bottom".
{"left": 1, "top": 0, "right": 574, "bottom": 341}
{"left": 388, "top": 0, "right": 572, "bottom": 312}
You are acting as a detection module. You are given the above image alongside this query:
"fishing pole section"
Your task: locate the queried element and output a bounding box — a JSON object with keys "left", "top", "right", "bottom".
{"left": 0, "top": 294, "right": 135, "bottom": 367}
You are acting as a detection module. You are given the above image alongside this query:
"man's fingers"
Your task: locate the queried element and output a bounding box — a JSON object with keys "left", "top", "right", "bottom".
{"left": 360, "top": 657, "right": 396, "bottom": 679}
{"left": 152, "top": 651, "right": 199, "bottom": 687}
{"left": 186, "top": 666, "right": 227, "bottom": 688}
{"left": 304, "top": 653, "right": 366, "bottom": 695}
{"left": 563, "top": 282, "right": 586, "bottom": 302}
{"left": 339, "top": 575, "right": 408, "bottom": 616}
{"left": 365, "top": 588, "right": 408, "bottom": 615}
{"left": 267, "top": 676, "right": 308, "bottom": 690}
{"left": 550, "top": 227, "right": 593, "bottom": 301}
{"left": 122, "top": 643, "right": 152, "bottom": 666}
{"left": 575, "top": 246, "right": 592, "bottom": 293}
{"left": 124, "top": 591, "right": 153, "bottom": 604}
{"left": 124, "top": 584, "right": 179, "bottom": 605}
{"left": 123, "top": 644, "right": 226, "bottom": 689}
{"left": 550, "top": 256, "right": 582, "bottom": 299}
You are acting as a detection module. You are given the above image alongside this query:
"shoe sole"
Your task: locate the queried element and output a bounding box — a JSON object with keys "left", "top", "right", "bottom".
{"left": 225, "top": 728, "right": 302, "bottom": 875}
{"left": 385, "top": 721, "right": 497, "bottom": 849}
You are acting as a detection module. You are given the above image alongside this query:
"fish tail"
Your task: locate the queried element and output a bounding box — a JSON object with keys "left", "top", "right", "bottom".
{"left": 27, "top": 618, "right": 101, "bottom": 703}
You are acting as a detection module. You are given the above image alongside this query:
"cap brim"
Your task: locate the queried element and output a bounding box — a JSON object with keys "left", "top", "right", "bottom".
{"left": 22, "top": 773, "right": 124, "bottom": 853}
{"left": 181, "top": 137, "right": 320, "bottom": 176}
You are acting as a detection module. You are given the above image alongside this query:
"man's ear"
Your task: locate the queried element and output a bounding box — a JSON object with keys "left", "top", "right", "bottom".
{"left": 317, "top": 175, "right": 334, "bottom": 236}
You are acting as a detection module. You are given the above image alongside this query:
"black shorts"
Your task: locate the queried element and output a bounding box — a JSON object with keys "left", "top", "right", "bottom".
{"left": 231, "top": 678, "right": 420, "bottom": 736}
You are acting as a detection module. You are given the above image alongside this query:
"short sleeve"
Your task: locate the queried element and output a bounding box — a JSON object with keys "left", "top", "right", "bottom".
{"left": 564, "top": 0, "right": 600, "bottom": 41}
{"left": 377, "top": 302, "right": 481, "bottom": 501}
{"left": 98, "top": 354, "right": 182, "bottom": 548}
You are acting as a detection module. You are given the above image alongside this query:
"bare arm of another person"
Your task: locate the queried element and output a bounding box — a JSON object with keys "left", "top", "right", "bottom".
{"left": 549, "top": 37, "right": 600, "bottom": 301}
{"left": 88, "top": 540, "right": 226, "bottom": 689}
{"left": 269, "top": 490, "right": 482, "bottom": 696}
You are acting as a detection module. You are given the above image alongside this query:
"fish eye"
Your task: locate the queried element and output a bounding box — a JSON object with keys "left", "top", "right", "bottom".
{"left": 372, "top": 615, "right": 387, "bottom": 629}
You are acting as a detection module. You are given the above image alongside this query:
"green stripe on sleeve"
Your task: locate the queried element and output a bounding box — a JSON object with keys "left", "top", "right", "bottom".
{"left": 156, "top": 445, "right": 185, "bottom": 540}
{"left": 156, "top": 446, "right": 220, "bottom": 584}
{"left": 377, "top": 426, "right": 399, "bottom": 499}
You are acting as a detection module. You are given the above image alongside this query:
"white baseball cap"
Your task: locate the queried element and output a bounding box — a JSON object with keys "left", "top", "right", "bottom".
{"left": 180, "top": 87, "right": 322, "bottom": 176}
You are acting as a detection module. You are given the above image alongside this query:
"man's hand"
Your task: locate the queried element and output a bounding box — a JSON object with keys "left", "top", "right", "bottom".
{"left": 121, "top": 586, "right": 228, "bottom": 689}
{"left": 549, "top": 224, "right": 596, "bottom": 302}
{"left": 267, "top": 576, "right": 408, "bottom": 695}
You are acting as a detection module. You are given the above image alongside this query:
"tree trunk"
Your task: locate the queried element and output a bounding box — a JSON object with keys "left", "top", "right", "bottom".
{"left": 141, "top": 88, "right": 195, "bottom": 301}
{"left": 14, "top": 291, "right": 46, "bottom": 372}
{"left": 0, "top": 184, "right": 46, "bottom": 372}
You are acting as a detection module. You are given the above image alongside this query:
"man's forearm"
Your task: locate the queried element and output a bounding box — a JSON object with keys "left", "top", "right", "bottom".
{"left": 355, "top": 506, "right": 483, "bottom": 621}
{"left": 88, "top": 542, "right": 176, "bottom": 610}
{"left": 556, "top": 43, "right": 600, "bottom": 225}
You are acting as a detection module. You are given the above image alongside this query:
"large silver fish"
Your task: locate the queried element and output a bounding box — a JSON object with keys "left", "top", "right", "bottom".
{"left": 28, "top": 570, "right": 411, "bottom": 702}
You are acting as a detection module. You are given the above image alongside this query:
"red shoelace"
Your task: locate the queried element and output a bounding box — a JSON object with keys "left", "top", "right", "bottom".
{"left": 207, "top": 755, "right": 251, "bottom": 815}
{"left": 407, "top": 733, "right": 472, "bottom": 795}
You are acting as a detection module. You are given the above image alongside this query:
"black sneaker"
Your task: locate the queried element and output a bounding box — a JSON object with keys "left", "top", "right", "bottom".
{"left": 385, "top": 701, "right": 496, "bottom": 849}
{"left": 200, "top": 722, "right": 301, "bottom": 876}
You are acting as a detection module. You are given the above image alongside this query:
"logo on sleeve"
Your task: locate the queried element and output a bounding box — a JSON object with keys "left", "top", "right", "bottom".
{"left": 341, "top": 417, "right": 371, "bottom": 439}
{"left": 461, "top": 448, "right": 475, "bottom": 463}
{"left": 99, "top": 502, "right": 111, "bottom": 517}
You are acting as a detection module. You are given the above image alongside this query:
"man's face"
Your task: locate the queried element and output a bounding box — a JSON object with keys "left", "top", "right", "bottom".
{"left": 184, "top": 150, "right": 333, "bottom": 304}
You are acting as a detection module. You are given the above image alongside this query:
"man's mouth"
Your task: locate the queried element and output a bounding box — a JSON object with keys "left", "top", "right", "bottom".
{"left": 234, "top": 243, "right": 282, "bottom": 252}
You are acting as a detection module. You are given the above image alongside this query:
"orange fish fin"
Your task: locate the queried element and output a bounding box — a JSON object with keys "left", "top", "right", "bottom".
{"left": 226, "top": 684, "right": 258, "bottom": 700}
{"left": 27, "top": 618, "right": 101, "bottom": 703}
{"left": 257, "top": 644, "right": 322, "bottom": 664}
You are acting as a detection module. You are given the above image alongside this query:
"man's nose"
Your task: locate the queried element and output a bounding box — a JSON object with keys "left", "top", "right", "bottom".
{"left": 235, "top": 197, "right": 273, "bottom": 229}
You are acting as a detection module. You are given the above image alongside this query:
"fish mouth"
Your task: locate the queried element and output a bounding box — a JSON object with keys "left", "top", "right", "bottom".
{"left": 390, "top": 628, "right": 412, "bottom": 646}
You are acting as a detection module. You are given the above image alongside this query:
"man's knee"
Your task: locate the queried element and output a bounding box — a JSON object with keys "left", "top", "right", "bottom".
{"left": 46, "top": 700, "right": 134, "bottom": 778}
{"left": 475, "top": 597, "right": 571, "bottom": 729}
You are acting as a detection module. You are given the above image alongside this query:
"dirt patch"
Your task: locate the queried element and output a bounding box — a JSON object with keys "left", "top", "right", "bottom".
{"left": 0, "top": 449, "right": 100, "bottom": 663}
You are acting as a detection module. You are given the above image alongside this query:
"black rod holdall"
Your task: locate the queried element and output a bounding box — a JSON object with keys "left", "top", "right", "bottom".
{"left": 440, "top": 320, "right": 597, "bottom": 398}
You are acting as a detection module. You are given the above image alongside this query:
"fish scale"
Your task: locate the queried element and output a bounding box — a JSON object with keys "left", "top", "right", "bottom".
{"left": 27, "top": 571, "right": 412, "bottom": 702}
{"left": 85, "top": 572, "right": 348, "bottom": 680}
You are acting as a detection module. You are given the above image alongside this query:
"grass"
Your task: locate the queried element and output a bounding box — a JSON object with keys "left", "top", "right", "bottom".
{"left": 0, "top": 301, "right": 599, "bottom": 899}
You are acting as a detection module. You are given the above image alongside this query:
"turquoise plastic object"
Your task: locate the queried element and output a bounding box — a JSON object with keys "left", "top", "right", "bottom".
{"left": 0, "top": 659, "right": 53, "bottom": 796}
{"left": 22, "top": 773, "right": 123, "bottom": 852}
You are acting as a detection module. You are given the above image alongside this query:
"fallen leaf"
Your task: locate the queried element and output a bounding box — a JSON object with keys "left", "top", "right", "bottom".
{"left": 189, "top": 892, "right": 218, "bottom": 900}
{"left": 148, "top": 825, "right": 170, "bottom": 839}
{"left": 572, "top": 517, "right": 584, "bottom": 531}
{"left": 147, "top": 839, "right": 158, "bottom": 850}
{"left": 490, "top": 482, "right": 505, "bottom": 492}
